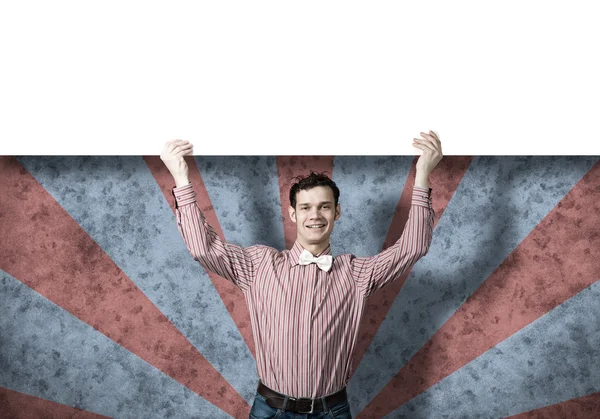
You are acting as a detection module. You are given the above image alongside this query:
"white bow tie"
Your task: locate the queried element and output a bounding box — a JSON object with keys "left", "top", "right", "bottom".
{"left": 298, "top": 249, "right": 333, "bottom": 272}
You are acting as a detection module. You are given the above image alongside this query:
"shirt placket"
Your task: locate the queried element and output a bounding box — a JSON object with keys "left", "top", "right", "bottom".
{"left": 311, "top": 263, "right": 325, "bottom": 397}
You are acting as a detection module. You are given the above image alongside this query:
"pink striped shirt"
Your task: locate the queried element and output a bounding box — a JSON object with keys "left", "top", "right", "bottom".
{"left": 173, "top": 183, "right": 434, "bottom": 399}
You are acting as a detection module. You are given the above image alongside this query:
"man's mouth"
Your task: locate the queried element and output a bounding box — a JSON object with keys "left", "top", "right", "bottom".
{"left": 306, "top": 224, "right": 325, "bottom": 229}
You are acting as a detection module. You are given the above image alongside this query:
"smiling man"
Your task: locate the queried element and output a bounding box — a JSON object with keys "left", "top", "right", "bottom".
{"left": 161, "top": 131, "right": 442, "bottom": 419}
{"left": 289, "top": 172, "right": 341, "bottom": 257}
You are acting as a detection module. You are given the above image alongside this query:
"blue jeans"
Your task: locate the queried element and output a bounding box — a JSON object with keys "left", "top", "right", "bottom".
{"left": 249, "top": 391, "right": 352, "bottom": 419}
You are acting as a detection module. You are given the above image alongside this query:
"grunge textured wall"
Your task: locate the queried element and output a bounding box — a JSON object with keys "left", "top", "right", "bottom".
{"left": 1, "top": 156, "right": 599, "bottom": 419}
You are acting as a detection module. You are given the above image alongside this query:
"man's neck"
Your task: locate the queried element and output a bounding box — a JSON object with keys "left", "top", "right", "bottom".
{"left": 298, "top": 240, "right": 330, "bottom": 256}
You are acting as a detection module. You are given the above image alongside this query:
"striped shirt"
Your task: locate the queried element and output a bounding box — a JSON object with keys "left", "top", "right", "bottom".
{"left": 173, "top": 183, "right": 434, "bottom": 399}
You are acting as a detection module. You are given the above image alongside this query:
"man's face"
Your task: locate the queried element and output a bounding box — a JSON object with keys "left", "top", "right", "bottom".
{"left": 288, "top": 186, "right": 341, "bottom": 250}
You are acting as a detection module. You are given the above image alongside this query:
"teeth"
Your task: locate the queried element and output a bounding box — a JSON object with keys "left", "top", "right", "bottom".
{"left": 307, "top": 225, "right": 324, "bottom": 228}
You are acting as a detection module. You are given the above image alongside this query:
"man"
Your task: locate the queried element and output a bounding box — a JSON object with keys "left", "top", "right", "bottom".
{"left": 160, "top": 131, "right": 442, "bottom": 418}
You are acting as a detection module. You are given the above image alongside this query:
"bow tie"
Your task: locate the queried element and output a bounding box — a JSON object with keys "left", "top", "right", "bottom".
{"left": 298, "top": 249, "right": 333, "bottom": 272}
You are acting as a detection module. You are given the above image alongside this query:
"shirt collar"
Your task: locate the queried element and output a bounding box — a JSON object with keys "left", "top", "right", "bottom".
{"left": 289, "top": 240, "right": 332, "bottom": 266}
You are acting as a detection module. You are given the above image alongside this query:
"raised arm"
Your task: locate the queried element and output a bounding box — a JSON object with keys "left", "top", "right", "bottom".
{"left": 161, "top": 140, "right": 261, "bottom": 292}
{"left": 351, "top": 186, "right": 434, "bottom": 298}
{"left": 351, "top": 130, "right": 442, "bottom": 298}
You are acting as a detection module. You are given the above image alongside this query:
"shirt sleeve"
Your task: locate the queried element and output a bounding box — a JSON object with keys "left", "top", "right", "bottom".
{"left": 172, "top": 183, "right": 262, "bottom": 293}
{"left": 350, "top": 186, "right": 434, "bottom": 299}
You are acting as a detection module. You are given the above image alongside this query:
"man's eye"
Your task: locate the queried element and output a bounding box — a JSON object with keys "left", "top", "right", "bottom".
{"left": 322, "top": 205, "right": 330, "bottom": 209}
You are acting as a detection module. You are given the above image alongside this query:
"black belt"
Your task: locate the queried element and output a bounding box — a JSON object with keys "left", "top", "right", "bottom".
{"left": 257, "top": 381, "right": 347, "bottom": 414}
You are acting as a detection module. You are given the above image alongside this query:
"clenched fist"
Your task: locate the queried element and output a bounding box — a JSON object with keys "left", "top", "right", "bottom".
{"left": 160, "top": 139, "right": 194, "bottom": 188}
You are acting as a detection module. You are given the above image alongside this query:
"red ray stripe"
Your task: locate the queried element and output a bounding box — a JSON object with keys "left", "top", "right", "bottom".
{"left": 504, "top": 391, "right": 600, "bottom": 419}
{"left": 358, "top": 161, "right": 600, "bottom": 419}
{"left": 0, "top": 157, "right": 249, "bottom": 419}
{"left": 275, "top": 156, "right": 335, "bottom": 249}
{"left": 351, "top": 156, "right": 473, "bottom": 376}
{"left": 144, "top": 156, "right": 256, "bottom": 359}
{"left": 0, "top": 387, "right": 112, "bottom": 419}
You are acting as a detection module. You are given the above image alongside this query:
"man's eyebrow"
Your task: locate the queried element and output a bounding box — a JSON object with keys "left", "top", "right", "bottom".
{"left": 298, "top": 201, "right": 334, "bottom": 206}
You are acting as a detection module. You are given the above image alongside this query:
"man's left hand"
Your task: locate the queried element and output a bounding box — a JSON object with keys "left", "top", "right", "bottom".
{"left": 413, "top": 130, "right": 443, "bottom": 177}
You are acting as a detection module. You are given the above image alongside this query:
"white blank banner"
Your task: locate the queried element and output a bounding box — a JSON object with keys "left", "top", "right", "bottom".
{"left": 0, "top": 1, "right": 598, "bottom": 155}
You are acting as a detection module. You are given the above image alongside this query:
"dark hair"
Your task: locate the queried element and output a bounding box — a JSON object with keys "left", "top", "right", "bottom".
{"left": 289, "top": 171, "right": 340, "bottom": 208}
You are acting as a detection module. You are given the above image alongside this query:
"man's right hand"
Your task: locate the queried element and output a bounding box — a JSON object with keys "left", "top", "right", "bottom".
{"left": 160, "top": 139, "right": 194, "bottom": 188}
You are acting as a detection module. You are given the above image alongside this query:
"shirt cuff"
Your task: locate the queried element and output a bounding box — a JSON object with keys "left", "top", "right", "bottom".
{"left": 412, "top": 186, "right": 432, "bottom": 208}
{"left": 172, "top": 183, "right": 196, "bottom": 207}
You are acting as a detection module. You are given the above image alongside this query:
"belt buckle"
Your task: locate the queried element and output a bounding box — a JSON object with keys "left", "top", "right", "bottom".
{"left": 290, "top": 396, "right": 315, "bottom": 414}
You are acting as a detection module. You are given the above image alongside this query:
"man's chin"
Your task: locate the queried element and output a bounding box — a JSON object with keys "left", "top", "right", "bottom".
{"left": 303, "top": 234, "right": 331, "bottom": 245}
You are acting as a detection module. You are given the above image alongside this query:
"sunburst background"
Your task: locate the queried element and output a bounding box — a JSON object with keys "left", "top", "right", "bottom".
{"left": 1, "top": 155, "right": 599, "bottom": 419}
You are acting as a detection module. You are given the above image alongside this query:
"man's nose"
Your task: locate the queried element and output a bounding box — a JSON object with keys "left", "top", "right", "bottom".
{"left": 308, "top": 208, "right": 320, "bottom": 218}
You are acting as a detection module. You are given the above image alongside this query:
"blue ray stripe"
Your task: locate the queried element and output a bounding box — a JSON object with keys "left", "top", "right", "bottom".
{"left": 330, "top": 156, "right": 414, "bottom": 257}
{"left": 0, "top": 270, "right": 232, "bottom": 419}
{"left": 384, "top": 280, "right": 600, "bottom": 419}
{"left": 194, "top": 156, "right": 285, "bottom": 250}
{"left": 348, "top": 156, "right": 599, "bottom": 414}
{"left": 17, "top": 156, "right": 257, "bottom": 403}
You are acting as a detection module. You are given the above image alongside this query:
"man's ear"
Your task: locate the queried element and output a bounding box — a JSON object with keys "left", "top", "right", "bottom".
{"left": 334, "top": 204, "right": 341, "bottom": 221}
{"left": 288, "top": 206, "right": 297, "bottom": 223}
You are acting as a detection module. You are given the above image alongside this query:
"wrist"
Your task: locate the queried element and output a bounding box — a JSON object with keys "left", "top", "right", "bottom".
{"left": 174, "top": 175, "right": 190, "bottom": 188}
{"left": 414, "top": 172, "right": 429, "bottom": 189}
